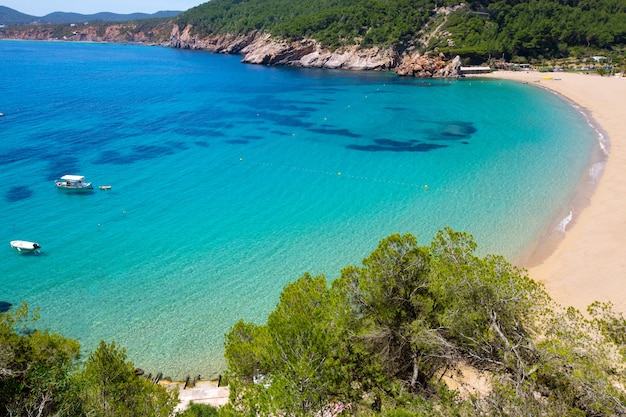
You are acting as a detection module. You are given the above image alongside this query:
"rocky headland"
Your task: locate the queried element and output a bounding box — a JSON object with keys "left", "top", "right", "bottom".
{"left": 169, "top": 25, "right": 461, "bottom": 77}
{"left": 0, "top": 22, "right": 173, "bottom": 44}
{"left": 1, "top": 23, "right": 461, "bottom": 77}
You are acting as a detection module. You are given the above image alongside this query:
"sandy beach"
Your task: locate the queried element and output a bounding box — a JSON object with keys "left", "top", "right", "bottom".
{"left": 477, "top": 70, "right": 626, "bottom": 314}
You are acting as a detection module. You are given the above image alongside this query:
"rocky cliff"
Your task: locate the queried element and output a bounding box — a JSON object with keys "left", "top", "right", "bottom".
{"left": 168, "top": 25, "right": 461, "bottom": 78}
{"left": 0, "top": 22, "right": 172, "bottom": 44}
{"left": 0, "top": 22, "right": 460, "bottom": 77}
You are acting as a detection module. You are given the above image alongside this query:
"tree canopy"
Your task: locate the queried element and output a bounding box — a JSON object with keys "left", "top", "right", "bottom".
{"left": 437, "top": 0, "right": 626, "bottom": 61}
{"left": 223, "top": 228, "right": 626, "bottom": 416}
{"left": 0, "top": 303, "right": 177, "bottom": 417}
{"left": 3, "top": 229, "right": 626, "bottom": 415}
{"left": 0, "top": 302, "right": 81, "bottom": 416}
{"left": 175, "top": 0, "right": 626, "bottom": 60}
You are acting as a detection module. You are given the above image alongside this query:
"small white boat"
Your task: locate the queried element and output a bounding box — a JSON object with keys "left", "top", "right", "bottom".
{"left": 55, "top": 175, "right": 93, "bottom": 191}
{"left": 10, "top": 240, "right": 41, "bottom": 253}
{"left": 99, "top": 185, "right": 112, "bottom": 190}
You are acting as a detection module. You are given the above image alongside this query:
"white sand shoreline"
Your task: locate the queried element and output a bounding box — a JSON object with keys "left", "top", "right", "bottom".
{"left": 476, "top": 70, "right": 626, "bottom": 314}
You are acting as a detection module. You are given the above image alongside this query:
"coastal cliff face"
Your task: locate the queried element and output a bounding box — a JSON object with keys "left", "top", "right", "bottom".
{"left": 0, "top": 22, "right": 460, "bottom": 77}
{"left": 169, "top": 25, "right": 461, "bottom": 78}
{"left": 0, "top": 23, "right": 172, "bottom": 44}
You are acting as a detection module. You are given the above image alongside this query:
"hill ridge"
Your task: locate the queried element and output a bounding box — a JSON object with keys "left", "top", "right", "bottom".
{"left": 0, "top": 6, "right": 181, "bottom": 25}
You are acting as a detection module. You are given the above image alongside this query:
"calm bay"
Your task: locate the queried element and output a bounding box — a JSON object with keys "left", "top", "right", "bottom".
{"left": 0, "top": 40, "right": 601, "bottom": 379}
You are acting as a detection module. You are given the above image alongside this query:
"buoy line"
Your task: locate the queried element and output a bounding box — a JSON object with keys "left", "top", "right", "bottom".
{"left": 238, "top": 157, "right": 430, "bottom": 190}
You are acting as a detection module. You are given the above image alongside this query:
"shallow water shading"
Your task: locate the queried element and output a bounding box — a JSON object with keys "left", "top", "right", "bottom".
{"left": 0, "top": 41, "right": 599, "bottom": 379}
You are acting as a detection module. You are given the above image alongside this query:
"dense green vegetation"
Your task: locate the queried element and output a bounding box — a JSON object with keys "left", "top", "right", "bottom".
{"left": 438, "top": 0, "right": 626, "bottom": 62}
{"left": 223, "top": 229, "right": 626, "bottom": 416}
{"left": 0, "top": 303, "right": 177, "bottom": 416}
{"left": 4, "top": 0, "right": 624, "bottom": 64}
{"left": 177, "top": 0, "right": 438, "bottom": 48}
{"left": 3, "top": 229, "right": 626, "bottom": 415}
{"left": 0, "top": 6, "right": 180, "bottom": 25}
{"left": 177, "top": 0, "right": 626, "bottom": 60}
{"left": 180, "top": 402, "right": 220, "bottom": 416}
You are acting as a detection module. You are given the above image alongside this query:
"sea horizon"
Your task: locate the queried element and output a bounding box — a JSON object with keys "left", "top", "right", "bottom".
{"left": 0, "top": 40, "right": 601, "bottom": 379}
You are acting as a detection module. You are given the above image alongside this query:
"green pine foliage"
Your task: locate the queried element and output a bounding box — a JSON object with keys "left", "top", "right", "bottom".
{"left": 0, "top": 303, "right": 177, "bottom": 417}
{"left": 0, "top": 302, "right": 81, "bottom": 416}
{"left": 176, "top": 0, "right": 626, "bottom": 58}
{"left": 224, "top": 228, "right": 626, "bottom": 416}
{"left": 438, "top": 0, "right": 626, "bottom": 61}
{"left": 179, "top": 401, "right": 220, "bottom": 416}
{"left": 3, "top": 229, "right": 626, "bottom": 415}
{"left": 177, "top": 0, "right": 439, "bottom": 48}
{"left": 75, "top": 340, "right": 176, "bottom": 416}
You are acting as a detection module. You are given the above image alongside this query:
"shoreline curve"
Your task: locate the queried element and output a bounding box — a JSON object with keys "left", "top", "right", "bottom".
{"left": 477, "top": 70, "right": 626, "bottom": 314}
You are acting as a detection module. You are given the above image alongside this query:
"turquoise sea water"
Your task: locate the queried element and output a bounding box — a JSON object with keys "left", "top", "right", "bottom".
{"left": 0, "top": 40, "right": 601, "bottom": 379}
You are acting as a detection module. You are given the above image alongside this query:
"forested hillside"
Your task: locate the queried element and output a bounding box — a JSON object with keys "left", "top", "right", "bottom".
{"left": 0, "top": 6, "right": 180, "bottom": 25}
{"left": 440, "top": 0, "right": 626, "bottom": 61}
{"left": 177, "top": 0, "right": 626, "bottom": 61}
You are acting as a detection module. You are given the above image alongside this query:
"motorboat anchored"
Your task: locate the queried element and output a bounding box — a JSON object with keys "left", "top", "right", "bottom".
{"left": 55, "top": 175, "right": 93, "bottom": 191}
{"left": 10, "top": 240, "right": 41, "bottom": 253}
